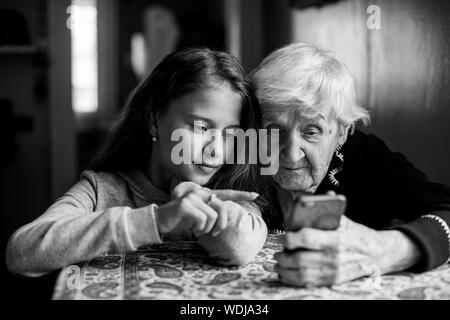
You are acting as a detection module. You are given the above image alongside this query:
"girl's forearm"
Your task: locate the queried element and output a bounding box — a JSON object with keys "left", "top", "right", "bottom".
{"left": 6, "top": 205, "right": 162, "bottom": 277}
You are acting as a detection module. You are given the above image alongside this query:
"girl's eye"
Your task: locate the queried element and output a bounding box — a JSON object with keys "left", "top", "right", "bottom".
{"left": 193, "top": 123, "right": 208, "bottom": 132}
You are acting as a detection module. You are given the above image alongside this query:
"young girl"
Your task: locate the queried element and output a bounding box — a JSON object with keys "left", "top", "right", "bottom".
{"left": 6, "top": 48, "right": 269, "bottom": 277}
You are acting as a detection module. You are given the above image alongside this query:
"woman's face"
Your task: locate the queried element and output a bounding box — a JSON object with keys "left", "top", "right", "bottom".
{"left": 261, "top": 106, "right": 347, "bottom": 193}
{"left": 153, "top": 83, "right": 243, "bottom": 186}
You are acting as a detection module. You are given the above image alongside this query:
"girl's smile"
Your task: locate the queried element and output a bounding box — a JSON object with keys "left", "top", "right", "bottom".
{"left": 195, "top": 163, "right": 221, "bottom": 175}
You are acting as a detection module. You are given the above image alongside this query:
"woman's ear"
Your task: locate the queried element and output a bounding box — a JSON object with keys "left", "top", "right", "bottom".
{"left": 337, "top": 124, "right": 350, "bottom": 146}
{"left": 149, "top": 111, "right": 160, "bottom": 137}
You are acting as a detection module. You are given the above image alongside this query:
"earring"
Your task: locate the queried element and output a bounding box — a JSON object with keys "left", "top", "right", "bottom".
{"left": 335, "top": 144, "right": 344, "bottom": 162}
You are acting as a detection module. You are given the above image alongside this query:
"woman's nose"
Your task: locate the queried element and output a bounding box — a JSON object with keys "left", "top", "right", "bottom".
{"left": 281, "top": 132, "right": 305, "bottom": 163}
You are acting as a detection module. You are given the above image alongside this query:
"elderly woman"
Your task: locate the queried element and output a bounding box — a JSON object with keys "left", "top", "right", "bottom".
{"left": 251, "top": 42, "right": 450, "bottom": 286}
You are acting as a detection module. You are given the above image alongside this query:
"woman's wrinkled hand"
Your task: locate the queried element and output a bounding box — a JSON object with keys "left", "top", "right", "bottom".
{"left": 274, "top": 215, "right": 398, "bottom": 287}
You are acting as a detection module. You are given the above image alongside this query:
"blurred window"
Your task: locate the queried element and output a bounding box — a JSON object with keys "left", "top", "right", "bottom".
{"left": 67, "top": 0, "right": 98, "bottom": 113}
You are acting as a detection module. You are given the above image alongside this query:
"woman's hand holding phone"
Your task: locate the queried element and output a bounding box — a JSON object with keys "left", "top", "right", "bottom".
{"left": 275, "top": 191, "right": 416, "bottom": 287}
{"left": 286, "top": 191, "right": 347, "bottom": 231}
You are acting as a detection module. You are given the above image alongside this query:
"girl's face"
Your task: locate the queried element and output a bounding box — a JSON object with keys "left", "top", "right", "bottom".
{"left": 153, "top": 83, "right": 243, "bottom": 186}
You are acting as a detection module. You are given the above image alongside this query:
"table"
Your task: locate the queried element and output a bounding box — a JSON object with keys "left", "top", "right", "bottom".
{"left": 52, "top": 232, "right": 450, "bottom": 300}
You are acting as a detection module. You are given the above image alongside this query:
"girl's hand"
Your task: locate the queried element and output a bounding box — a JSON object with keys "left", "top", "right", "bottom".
{"left": 171, "top": 181, "right": 259, "bottom": 202}
{"left": 156, "top": 186, "right": 258, "bottom": 236}
{"left": 170, "top": 181, "right": 203, "bottom": 199}
{"left": 201, "top": 195, "right": 249, "bottom": 237}
{"left": 274, "top": 215, "right": 421, "bottom": 287}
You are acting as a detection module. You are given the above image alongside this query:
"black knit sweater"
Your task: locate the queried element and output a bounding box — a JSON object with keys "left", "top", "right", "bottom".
{"left": 267, "top": 130, "right": 450, "bottom": 272}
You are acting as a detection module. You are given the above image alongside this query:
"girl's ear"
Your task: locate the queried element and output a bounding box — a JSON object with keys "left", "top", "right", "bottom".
{"left": 337, "top": 123, "right": 350, "bottom": 146}
{"left": 149, "top": 111, "right": 160, "bottom": 137}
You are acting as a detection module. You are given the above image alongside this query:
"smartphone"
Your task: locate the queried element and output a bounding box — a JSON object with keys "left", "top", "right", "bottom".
{"left": 286, "top": 193, "right": 347, "bottom": 231}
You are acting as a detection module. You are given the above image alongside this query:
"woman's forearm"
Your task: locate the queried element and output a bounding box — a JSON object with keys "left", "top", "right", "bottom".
{"left": 376, "top": 230, "right": 421, "bottom": 274}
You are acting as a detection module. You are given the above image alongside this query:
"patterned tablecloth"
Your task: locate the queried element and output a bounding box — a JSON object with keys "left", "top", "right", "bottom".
{"left": 53, "top": 232, "right": 450, "bottom": 300}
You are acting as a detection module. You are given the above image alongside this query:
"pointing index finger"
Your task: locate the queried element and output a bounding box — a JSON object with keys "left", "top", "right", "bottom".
{"left": 212, "top": 189, "right": 259, "bottom": 202}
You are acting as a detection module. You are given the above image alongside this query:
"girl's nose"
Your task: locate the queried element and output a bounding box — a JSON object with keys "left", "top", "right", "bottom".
{"left": 203, "top": 134, "right": 224, "bottom": 160}
{"left": 281, "top": 132, "right": 305, "bottom": 164}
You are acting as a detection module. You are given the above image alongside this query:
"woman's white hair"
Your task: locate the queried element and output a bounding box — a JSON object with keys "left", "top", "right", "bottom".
{"left": 251, "top": 42, "right": 370, "bottom": 132}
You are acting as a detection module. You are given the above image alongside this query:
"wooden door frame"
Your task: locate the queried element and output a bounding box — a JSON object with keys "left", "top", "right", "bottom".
{"left": 224, "top": 0, "right": 263, "bottom": 72}
{"left": 48, "top": 0, "right": 76, "bottom": 200}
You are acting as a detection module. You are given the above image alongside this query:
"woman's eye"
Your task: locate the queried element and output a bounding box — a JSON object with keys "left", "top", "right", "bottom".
{"left": 303, "top": 126, "right": 322, "bottom": 137}
{"left": 265, "top": 125, "right": 281, "bottom": 137}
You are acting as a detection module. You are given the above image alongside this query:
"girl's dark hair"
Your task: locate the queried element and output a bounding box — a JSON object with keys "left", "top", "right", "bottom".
{"left": 89, "top": 47, "right": 271, "bottom": 217}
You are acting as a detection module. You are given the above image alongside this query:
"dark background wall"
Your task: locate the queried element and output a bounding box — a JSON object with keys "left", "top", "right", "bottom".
{"left": 291, "top": 0, "right": 450, "bottom": 186}
{"left": 116, "top": 0, "right": 226, "bottom": 110}
{"left": 0, "top": 0, "right": 56, "bottom": 300}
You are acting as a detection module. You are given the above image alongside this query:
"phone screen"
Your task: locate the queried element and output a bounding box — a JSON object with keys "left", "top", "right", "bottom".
{"left": 286, "top": 194, "right": 347, "bottom": 231}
